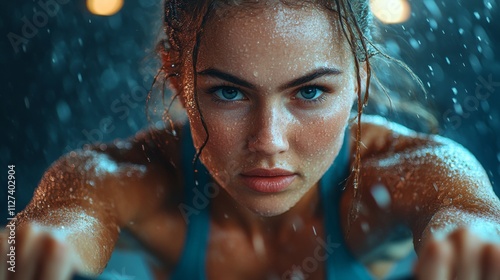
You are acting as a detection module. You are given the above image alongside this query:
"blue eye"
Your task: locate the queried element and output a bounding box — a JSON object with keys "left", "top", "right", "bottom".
{"left": 296, "top": 86, "right": 324, "bottom": 100}
{"left": 212, "top": 87, "right": 245, "bottom": 101}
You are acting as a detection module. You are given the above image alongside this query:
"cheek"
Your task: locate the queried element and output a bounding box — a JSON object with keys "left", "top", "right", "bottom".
{"left": 191, "top": 111, "right": 246, "bottom": 183}
{"left": 297, "top": 112, "right": 348, "bottom": 160}
{"left": 293, "top": 92, "right": 353, "bottom": 170}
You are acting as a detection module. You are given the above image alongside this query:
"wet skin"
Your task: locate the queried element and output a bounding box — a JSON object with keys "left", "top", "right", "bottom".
{"left": 4, "top": 3, "right": 500, "bottom": 280}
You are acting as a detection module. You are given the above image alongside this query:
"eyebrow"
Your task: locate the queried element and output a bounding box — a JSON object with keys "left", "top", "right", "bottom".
{"left": 196, "top": 67, "right": 343, "bottom": 91}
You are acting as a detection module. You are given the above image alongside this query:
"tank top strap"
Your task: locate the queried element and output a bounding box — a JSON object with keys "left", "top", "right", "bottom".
{"left": 319, "top": 127, "right": 374, "bottom": 280}
{"left": 170, "top": 122, "right": 210, "bottom": 280}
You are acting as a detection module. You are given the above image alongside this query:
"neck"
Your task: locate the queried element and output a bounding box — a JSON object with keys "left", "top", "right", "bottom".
{"left": 211, "top": 182, "right": 322, "bottom": 240}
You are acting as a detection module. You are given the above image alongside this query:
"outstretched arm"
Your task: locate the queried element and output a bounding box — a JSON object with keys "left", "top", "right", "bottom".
{"left": 1, "top": 131, "right": 175, "bottom": 279}
{"left": 342, "top": 116, "right": 500, "bottom": 278}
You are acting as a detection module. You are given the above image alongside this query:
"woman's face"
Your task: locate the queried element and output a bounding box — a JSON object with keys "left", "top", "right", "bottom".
{"left": 182, "top": 4, "right": 358, "bottom": 216}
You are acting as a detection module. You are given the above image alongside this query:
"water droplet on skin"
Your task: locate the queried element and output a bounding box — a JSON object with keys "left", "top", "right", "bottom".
{"left": 361, "top": 222, "right": 370, "bottom": 233}
{"left": 370, "top": 184, "right": 391, "bottom": 208}
{"left": 443, "top": 198, "right": 453, "bottom": 206}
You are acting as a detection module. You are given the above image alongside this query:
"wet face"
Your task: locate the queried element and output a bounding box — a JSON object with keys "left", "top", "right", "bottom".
{"left": 182, "top": 3, "right": 358, "bottom": 216}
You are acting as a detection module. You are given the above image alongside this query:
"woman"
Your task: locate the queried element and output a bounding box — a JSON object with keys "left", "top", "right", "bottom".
{"left": 2, "top": 1, "right": 500, "bottom": 279}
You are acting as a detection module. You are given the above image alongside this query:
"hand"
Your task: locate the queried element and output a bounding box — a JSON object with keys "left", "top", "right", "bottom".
{"left": 1, "top": 221, "right": 87, "bottom": 280}
{"left": 415, "top": 227, "right": 500, "bottom": 280}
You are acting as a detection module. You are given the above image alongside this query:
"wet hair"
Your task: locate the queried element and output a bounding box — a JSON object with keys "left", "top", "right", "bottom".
{"left": 149, "top": 0, "right": 435, "bottom": 221}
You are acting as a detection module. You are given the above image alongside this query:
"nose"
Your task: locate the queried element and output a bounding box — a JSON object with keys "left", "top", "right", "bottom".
{"left": 247, "top": 106, "right": 289, "bottom": 155}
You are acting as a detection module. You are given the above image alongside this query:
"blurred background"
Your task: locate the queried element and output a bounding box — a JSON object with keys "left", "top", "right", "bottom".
{"left": 1, "top": 0, "right": 499, "bottom": 279}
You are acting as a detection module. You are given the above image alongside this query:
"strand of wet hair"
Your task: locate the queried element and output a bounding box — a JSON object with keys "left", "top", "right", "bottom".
{"left": 192, "top": 1, "right": 217, "bottom": 173}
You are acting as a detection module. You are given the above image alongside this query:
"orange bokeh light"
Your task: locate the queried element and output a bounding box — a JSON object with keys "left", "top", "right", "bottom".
{"left": 370, "top": 0, "right": 412, "bottom": 24}
{"left": 87, "top": 0, "right": 124, "bottom": 16}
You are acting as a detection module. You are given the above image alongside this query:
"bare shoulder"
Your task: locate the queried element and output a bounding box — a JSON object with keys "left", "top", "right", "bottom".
{"left": 36, "top": 125, "right": 185, "bottom": 226}
{"left": 355, "top": 115, "right": 495, "bottom": 210}
{"left": 342, "top": 115, "right": 498, "bottom": 276}
{"left": 356, "top": 114, "right": 476, "bottom": 160}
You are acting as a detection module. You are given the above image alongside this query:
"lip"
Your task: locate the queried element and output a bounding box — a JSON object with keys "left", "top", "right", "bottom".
{"left": 241, "top": 168, "right": 295, "bottom": 177}
{"left": 240, "top": 168, "right": 297, "bottom": 193}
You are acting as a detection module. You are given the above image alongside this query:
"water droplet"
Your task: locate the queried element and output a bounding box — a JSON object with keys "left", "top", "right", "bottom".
{"left": 24, "top": 97, "right": 30, "bottom": 109}
{"left": 443, "top": 198, "right": 453, "bottom": 206}
{"left": 371, "top": 184, "right": 391, "bottom": 208}
{"left": 361, "top": 222, "right": 370, "bottom": 233}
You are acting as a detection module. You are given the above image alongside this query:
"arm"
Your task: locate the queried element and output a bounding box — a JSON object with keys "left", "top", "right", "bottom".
{"left": 342, "top": 116, "right": 500, "bottom": 276}
{"left": 5, "top": 130, "right": 175, "bottom": 278}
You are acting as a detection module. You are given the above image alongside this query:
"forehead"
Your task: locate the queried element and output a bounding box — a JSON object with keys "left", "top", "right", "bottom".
{"left": 197, "top": 4, "right": 351, "bottom": 74}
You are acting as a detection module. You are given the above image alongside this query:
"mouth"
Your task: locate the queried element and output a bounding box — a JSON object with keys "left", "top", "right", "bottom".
{"left": 240, "top": 168, "right": 297, "bottom": 193}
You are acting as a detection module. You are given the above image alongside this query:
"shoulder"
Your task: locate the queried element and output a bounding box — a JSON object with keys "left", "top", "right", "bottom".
{"left": 91, "top": 125, "right": 183, "bottom": 168}
{"left": 42, "top": 125, "right": 188, "bottom": 220}
{"left": 355, "top": 114, "right": 476, "bottom": 163}
{"left": 355, "top": 115, "right": 492, "bottom": 206}
{"left": 341, "top": 115, "right": 494, "bottom": 259}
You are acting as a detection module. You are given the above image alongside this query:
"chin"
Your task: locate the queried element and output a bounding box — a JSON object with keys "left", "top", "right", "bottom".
{"left": 232, "top": 190, "right": 298, "bottom": 217}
